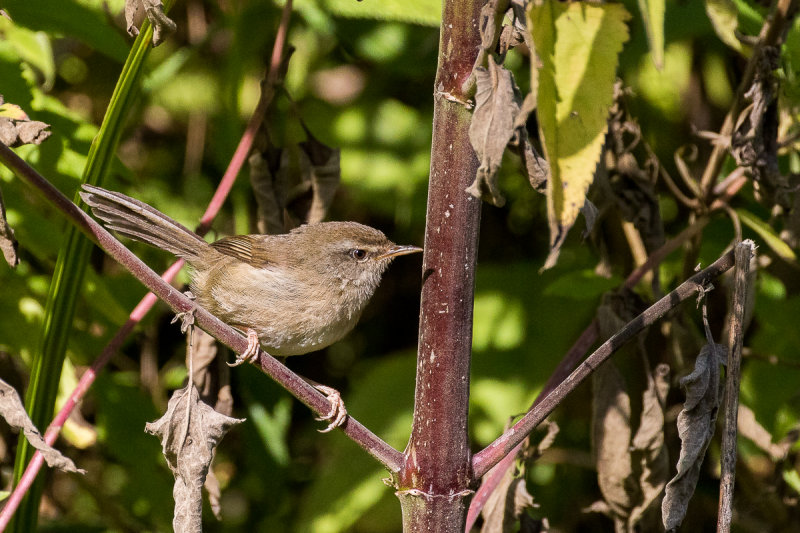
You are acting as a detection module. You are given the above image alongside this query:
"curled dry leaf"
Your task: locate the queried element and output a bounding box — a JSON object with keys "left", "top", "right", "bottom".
{"left": 662, "top": 342, "right": 726, "bottom": 531}
{"left": 145, "top": 384, "right": 244, "bottom": 531}
{"left": 0, "top": 99, "right": 51, "bottom": 148}
{"left": 0, "top": 379, "right": 84, "bottom": 474}
{"left": 480, "top": 421, "right": 556, "bottom": 533}
{"left": 249, "top": 146, "right": 287, "bottom": 235}
{"left": 250, "top": 136, "right": 341, "bottom": 233}
{"left": 125, "top": 0, "right": 176, "bottom": 46}
{"left": 601, "top": 88, "right": 665, "bottom": 253}
{"left": 731, "top": 47, "right": 785, "bottom": 204}
{"left": 480, "top": 469, "right": 535, "bottom": 533}
{"left": 299, "top": 130, "right": 341, "bottom": 225}
{"left": 517, "top": 137, "right": 549, "bottom": 194}
{"left": 0, "top": 96, "right": 53, "bottom": 267}
{"left": 467, "top": 56, "right": 523, "bottom": 207}
{"left": 590, "top": 361, "right": 671, "bottom": 532}
{"left": 591, "top": 293, "right": 669, "bottom": 530}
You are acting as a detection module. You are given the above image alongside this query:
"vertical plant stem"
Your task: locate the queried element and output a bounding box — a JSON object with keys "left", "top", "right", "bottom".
{"left": 397, "top": 1, "right": 482, "bottom": 531}
{"left": 717, "top": 240, "right": 753, "bottom": 532}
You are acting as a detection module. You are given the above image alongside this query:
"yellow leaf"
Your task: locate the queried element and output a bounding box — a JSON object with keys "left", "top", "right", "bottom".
{"left": 529, "top": 1, "right": 631, "bottom": 269}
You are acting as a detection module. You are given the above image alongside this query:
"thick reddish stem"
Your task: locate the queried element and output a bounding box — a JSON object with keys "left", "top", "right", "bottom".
{"left": 398, "top": 0, "right": 482, "bottom": 530}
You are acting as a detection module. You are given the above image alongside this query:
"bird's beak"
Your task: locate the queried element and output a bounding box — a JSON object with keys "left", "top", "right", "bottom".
{"left": 376, "top": 244, "right": 423, "bottom": 260}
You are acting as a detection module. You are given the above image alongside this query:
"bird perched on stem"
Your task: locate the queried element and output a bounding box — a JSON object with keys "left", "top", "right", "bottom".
{"left": 81, "top": 184, "right": 422, "bottom": 430}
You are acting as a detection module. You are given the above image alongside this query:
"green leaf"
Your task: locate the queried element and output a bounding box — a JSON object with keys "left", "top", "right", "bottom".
{"left": 637, "top": 0, "right": 665, "bottom": 68}
{"left": 737, "top": 208, "right": 797, "bottom": 262}
{"left": 784, "top": 469, "right": 800, "bottom": 495}
{"left": 705, "top": 0, "right": 752, "bottom": 56}
{"left": 528, "top": 0, "right": 631, "bottom": 268}
{"left": 0, "top": 18, "right": 55, "bottom": 88}
{"left": 1, "top": 0, "right": 129, "bottom": 63}
{"left": 730, "top": 0, "right": 767, "bottom": 36}
{"left": 247, "top": 398, "right": 292, "bottom": 466}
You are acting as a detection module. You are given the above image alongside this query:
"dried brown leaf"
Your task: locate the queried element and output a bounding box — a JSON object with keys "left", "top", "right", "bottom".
{"left": 481, "top": 471, "right": 536, "bottom": 533}
{"left": 299, "top": 132, "right": 340, "bottom": 224}
{"left": 500, "top": 0, "right": 528, "bottom": 55}
{"left": 480, "top": 450, "right": 537, "bottom": 532}
{"left": 731, "top": 47, "right": 785, "bottom": 205}
{"left": 0, "top": 99, "right": 51, "bottom": 148}
{"left": 189, "top": 329, "right": 233, "bottom": 416}
{"left": 592, "top": 361, "right": 634, "bottom": 520}
{"left": 16, "top": 121, "right": 50, "bottom": 145}
{"left": 662, "top": 342, "right": 725, "bottom": 531}
{"left": 467, "top": 56, "right": 524, "bottom": 207}
{"left": 125, "top": 0, "right": 176, "bottom": 46}
{"left": 737, "top": 404, "right": 790, "bottom": 461}
{"left": 479, "top": 0, "right": 509, "bottom": 52}
{"left": 629, "top": 363, "right": 670, "bottom": 529}
{"left": 0, "top": 379, "right": 84, "bottom": 474}
{"left": 250, "top": 132, "right": 340, "bottom": 232}
{"left": 205, "top": 468, "right": 223, "bottom": 520}
{"left": 249, "top": 147, "right": 287, "bottom": 235}
{"left": 514, "top": 134, "right": 549, "bottom": 194}
{"left": 0, "top": 186, "right": 19, "bottom": 267}
{"left": 0, "top": 117, "right": 17, "bottom": 146}
{"left": 145, "top": 384, "right": 244, "bottom": 532}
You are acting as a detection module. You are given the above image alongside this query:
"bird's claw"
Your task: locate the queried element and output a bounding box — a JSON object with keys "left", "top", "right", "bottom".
{"left": 314, "top": 385, "right": 348, "bottom": 433}
{"left": 228, "top": 328, "right": 260, "bottom": 367}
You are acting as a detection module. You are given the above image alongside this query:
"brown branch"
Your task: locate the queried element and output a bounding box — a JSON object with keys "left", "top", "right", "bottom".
{"left": 0, "top": 143, "right": 404, "bottom": 473}
{"left": 717, "top": 240, "right": 754, "bottom": 532}
{"left": 472, "top": 247, "right": 736, "bottom": 478}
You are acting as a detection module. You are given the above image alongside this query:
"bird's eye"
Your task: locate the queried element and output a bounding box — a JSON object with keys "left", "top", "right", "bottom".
{"left": 349, "top": 249, "right": 368, "bottom": 261}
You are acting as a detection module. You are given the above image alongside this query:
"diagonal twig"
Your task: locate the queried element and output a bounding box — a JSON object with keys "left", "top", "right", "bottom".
{"left": 472, "top": 247, "right": 736, "bottom": 478}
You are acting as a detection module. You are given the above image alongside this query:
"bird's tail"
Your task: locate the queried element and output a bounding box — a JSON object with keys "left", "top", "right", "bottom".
{"left": 80, "top": 184, "right": 208, "bottom": 261}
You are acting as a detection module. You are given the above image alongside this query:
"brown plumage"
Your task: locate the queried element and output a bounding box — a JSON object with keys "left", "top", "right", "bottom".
{"left": 80, "top": 184, "right": 421, "bottom": 358}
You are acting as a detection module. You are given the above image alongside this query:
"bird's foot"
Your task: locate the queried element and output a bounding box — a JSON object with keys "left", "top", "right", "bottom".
{"left": 314, "top": 385, "right": 348, "bottom": 433}
{"left": 227, "top": 328, "right": 260, "bottom": 367}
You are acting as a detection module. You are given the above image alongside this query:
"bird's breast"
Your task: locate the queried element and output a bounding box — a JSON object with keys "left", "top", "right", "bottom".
{"left": 191, "top": 262, "right": 368, "bottom": 356}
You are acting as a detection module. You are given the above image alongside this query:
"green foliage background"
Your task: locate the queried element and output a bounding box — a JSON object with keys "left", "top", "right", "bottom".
{"left": 0, "top": 0, "right": 798, "bottom": 531}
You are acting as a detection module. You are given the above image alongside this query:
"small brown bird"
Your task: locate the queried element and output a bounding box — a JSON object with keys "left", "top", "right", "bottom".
{"left": 81, "top": 184, "right": 422, "bottom": 429}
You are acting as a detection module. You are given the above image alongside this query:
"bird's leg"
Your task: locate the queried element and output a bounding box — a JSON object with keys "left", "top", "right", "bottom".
{"left": 227, "top": 327, "right": 261, "bottom": 367}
